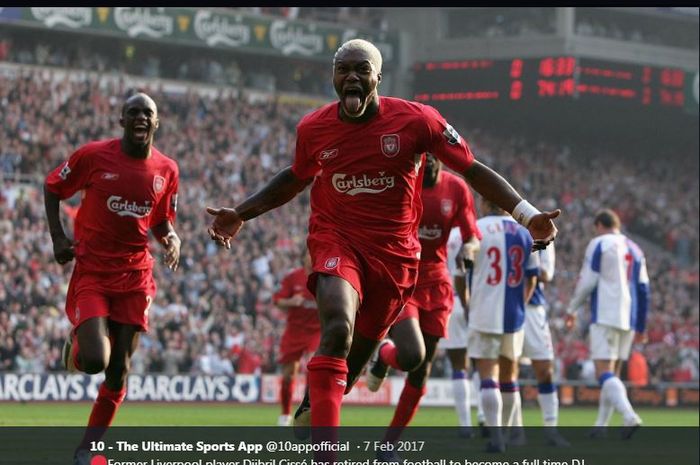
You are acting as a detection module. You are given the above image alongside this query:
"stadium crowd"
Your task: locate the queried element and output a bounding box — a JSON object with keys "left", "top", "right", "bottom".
{"left": 446, "top": 8, "right": 557, "bottom": 39}
{"left": 575, "top": 9, "right": 699, "bottom": 49}
{"left": 0, "top": 30, "right": 335, "bottom": 98}
{"left": 0, "top": 65, "right": 697, "bottom": 384}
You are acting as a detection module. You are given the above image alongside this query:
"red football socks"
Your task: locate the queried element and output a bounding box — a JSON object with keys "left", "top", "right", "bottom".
{"left": 280, "top": 376, "right": 295, "bottom": 415}
{"left": 384, "top": 381, "right": 426, "bottom": 443}
{"left": 379, "top": 340, "right": 401, "bottom": 370}
{"left": 77, "top": 383, "right": 126, "bottom": 451}
{"left": 307, "top": 355, "right": 348, "bottom": 426}
{"left": 307, "top": 355, "right": 347, "bottom": 462}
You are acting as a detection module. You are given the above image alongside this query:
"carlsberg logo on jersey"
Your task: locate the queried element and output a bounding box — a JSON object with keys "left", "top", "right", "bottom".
{"left": 194, "top": 10, "right": 251, "bottom": 47}
{"left": 332, "top": 172, "right": 395, "bottom": 196}
{"left": 114, "top": 7, "right": 173, "bottom": 38}
{"left": 107, "top": 196, "right": 153, "bottom": 218}
{"left": 418, "top": 225, "right": 442, "bottom": 240}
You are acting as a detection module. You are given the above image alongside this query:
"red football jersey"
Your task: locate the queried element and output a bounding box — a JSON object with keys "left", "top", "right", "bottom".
{"left": 292, "top": 96, "right": 475, "bottom": 263}
{"left": 417, "top": 170, "right": 481, "bottom": 284}
{"left": 273, "top": 267, "right": 320, "bottom": 333}
{"left": 45, "top": 139, "right": 179, "bottom": 272}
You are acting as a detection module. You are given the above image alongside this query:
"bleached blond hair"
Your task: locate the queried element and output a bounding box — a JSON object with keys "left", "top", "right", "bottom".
{"left": 333, "top": 39, "right": 382, "bottom": 73}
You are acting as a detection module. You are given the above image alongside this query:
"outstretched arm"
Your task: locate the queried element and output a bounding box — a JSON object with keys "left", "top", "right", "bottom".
{"left": 207, "top": 166, "right": 310, "bottom": 248}
{"left": 463, "top": 160, "right": 560, "bottom": 249}
{"left": 44, "top": 185, "right": 74, "bottom": 265}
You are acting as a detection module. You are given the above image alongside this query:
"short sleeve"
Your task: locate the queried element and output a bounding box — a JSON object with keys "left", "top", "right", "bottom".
{"left": 539, "top": 245, "right": 556, "bottom": 281}
{"left": 150, "top": 164, "right": 179, "bottom": 227}
{"left": 420, "top": 104, "right": 475, "bottom": 174}
{"left": 525, "top": 246, "right": 540, "bottom": 277}
{"left": 290, "top": 122, "right": 321, "bottom": 181}
{"left": 45, "top": 145, "right": 92, "bottom": 199}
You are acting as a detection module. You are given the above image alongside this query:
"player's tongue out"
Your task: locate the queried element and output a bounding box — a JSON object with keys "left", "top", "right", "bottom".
{"left": 344, "top": 94, "right": 362, "bottom": 115}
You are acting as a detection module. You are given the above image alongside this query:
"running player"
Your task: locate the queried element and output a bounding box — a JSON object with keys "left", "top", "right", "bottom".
{"left": 273, "top": 251, "right": 320, "bottom": 426}
{"left": 206, "top": 39, "right": 560, "bottom": 444}
{"left": 45, "top": 92, "right": 180, "bottom": 465}
{"left": 365, "top": 153, "right": 480, "bottom": 449}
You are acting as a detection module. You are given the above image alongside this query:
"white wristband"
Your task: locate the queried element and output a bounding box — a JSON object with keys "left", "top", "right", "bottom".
{"left": 512, "top": 199, "right": 540, "bottom": 227}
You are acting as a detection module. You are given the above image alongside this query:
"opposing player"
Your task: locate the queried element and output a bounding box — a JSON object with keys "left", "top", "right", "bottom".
{"left": 438, "top": 226, "right": 479, "bottom": 437}
{"left": 565, "top": 209, "right": 648, "bottom": 439}
{"left": 467, "top": 198, "right": 538, "bottom": 453}
{"left": 206, "top": 39, "right": 560, "bottom": 444}
{"left": 365, "top": 153, "right": 481, "bottom": 449}
{"left": 45, "top": 92, "right": 180, "bottom": 465}
{"left": 510, "top": 244, "right": 570, "bottom": 446}
{"left": 273, "top": 251, "right": 320, "bottom": 426}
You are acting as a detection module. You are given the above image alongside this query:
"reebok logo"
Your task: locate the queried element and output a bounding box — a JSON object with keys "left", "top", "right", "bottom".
{"left": 332, "top": 172, "right": 396, "bottom": 196}
{"left": 320, "top": 149, "right": 338, "bottom": 160}
{"left": 335, "top": 378, "right": 347, "bottom": 387}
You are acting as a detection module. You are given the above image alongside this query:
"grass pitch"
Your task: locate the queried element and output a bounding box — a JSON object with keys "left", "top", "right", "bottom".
{"left": 0, "top": 402, "right": 696, "bottom": 426}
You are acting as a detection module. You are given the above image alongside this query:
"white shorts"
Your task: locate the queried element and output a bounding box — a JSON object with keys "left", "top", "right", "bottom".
{"left": 521, "top": 304, "right": 554, "bottom": 360}
{"left": 589, "top": 323, "right": 635, "bottom": 361}
{"left": 467, "top": 327, "right": 524, "bottom": 361}
{"left": 438, "top": 297, "right": 468, "bottom": 350}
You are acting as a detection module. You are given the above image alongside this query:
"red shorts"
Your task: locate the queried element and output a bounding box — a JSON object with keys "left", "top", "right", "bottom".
{"left": 395, "top": 279, "right": 454, "bottom": 338}
{"left": 65, "top": 264, "right": 156, "bottom": 332}
{"left": 278, "top": 326, "right": 321, "bottom": 364}
{"left": 307, "top": 232, "right": 419, "bottom": 341}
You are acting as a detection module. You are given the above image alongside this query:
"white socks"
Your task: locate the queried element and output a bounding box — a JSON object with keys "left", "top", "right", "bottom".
{"left": 598, "top": 373, "right": 640, "bottom": 426}
{"left": 537, "top": 392, "right": 559, "bottom": 427}
{"left": 480, "top": 382, "right": 502, "bottom": 427}
{"left": 452, "top": 375, "right": 472, "bottom": 427}
{"left": 501, "top": 391, "right": 523, "bottom": 426}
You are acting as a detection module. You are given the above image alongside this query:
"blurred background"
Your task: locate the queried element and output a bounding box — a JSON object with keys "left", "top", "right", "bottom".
{"left": 0, "top": 7, "right": 697, "bottom": 410}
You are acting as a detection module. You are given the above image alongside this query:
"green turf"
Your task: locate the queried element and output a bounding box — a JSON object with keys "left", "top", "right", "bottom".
{"left": 0, "top": 402, "right": 696, "bottom": 426}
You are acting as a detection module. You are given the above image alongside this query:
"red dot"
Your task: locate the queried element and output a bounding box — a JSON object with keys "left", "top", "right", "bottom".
{"left": 91, "top": 455, "right": 108, "bottom": 465}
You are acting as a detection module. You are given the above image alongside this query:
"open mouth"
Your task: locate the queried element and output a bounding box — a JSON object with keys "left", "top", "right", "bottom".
{"left": 133, "top": 124, "right": 149, "bottom": 140}
{"left": 342, "top": 88, "right": 364, "bottom": 115}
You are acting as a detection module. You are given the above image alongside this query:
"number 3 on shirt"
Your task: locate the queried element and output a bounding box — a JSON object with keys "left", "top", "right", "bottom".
{"left": 486, "top": 245, "right": 524, "bottom": 287}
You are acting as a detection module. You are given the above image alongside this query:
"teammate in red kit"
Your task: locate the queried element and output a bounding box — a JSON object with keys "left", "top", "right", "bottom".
{"left": 44, "top": 92, "right": 180, "bottom": 465}
{"left": 206, "top": 40, "right": 559, "bottom": 439}
{"left": 365, "top": 153, "right": 481, "bottom": 449}
{"left": 273, "top": 251, "right": 321, "bottom": 426}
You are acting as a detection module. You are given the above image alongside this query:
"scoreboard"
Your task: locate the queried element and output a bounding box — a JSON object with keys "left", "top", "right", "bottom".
{"left": 413, "top": 56, "right": 698, "bottom": 115}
